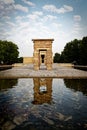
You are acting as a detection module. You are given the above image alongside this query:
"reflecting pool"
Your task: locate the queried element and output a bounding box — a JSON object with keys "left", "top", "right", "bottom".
{"left": 0, "top": 78, "right": 87, "bottom": 130}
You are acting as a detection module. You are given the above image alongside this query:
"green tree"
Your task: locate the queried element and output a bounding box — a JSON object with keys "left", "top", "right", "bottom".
{"left": 59, "top": 51, "right": 65, "bottom": 63}
{"left": 53, "top": 53, "right": 61, "bottom": 63}
{"left": 0, "top": 40, "right": 19, "bottom": 64}
{"left": 60, "top": 39, "right": 80, "bottom": 64}
{"left": 53, "top": 36, "right": 87, "bottom": 65}
{"left": 0, "top": 40, "right": 4, "bottom": 63}
{"left": 79, "top": 37, "right": 87, "bottom": 65}
{"left": 17, "top": 57, "right": 23, "bottom": 63}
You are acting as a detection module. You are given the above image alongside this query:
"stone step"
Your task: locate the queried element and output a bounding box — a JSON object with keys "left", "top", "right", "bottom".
{"left": 40, "top": 64, "right": 47, "bottom": 70}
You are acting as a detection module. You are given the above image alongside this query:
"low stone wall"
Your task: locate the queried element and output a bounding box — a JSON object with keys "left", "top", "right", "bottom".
{"left": 12, "top": 63, "right": 23, "bottom": 67}
{"left": 57, "top": 63, "right": 74, "bottom": 67}
{"left": 74, "top": 65, "right": 87, "bottom": 71}
{"left": 0, "top": 65, "right": 12, "bottom": 71}
{"left": 23, "top": 57, "right": 33, "bottom": 64}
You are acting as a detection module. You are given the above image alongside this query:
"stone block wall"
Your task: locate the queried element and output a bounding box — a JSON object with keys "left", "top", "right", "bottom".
{"left": 23, "top": 57, "right": 33, "bottom": 64}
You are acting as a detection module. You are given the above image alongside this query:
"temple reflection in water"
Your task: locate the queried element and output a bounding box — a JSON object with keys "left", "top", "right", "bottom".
{"left": 32, "top": 78, "right": 53, "bottom": 104}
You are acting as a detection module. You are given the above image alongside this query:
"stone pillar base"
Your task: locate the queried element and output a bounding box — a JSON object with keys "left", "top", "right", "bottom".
{"left": 47, "top": 66, "right": 52, "bottom": 70}
{"left": 34, "top": 66, "right": 39, "bottom": 70}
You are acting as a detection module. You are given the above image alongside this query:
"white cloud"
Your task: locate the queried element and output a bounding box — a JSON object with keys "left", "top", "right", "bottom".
{"left": 72, "top": 15, "right": 82, "bottom": 34}
{"left": 33, "top": 11, "right": 43, "bottom": 16}
{"left": 15, "top": 16, "right": 23, "bottom": 20}
{"left": 74, "top": 23, "right": 80, "bottom": 28}
{"left": 14, "top": 4, "right": 28, "bottom": 12}
{"left": 6, "top": 21, "right": 16, "bottom": 27}
{"left": 0, "top": 1, "right": 28, "bottom": 18}
{"left": 43, "top": 4, "right": 73, "bottom": 13}
{"left": 27, "top": 11, "right": 43, "bottom": 21}
{"left": 43, "top": 15, "right": 57, "bottom": 21}
{"left": 72, "top": 22, "right": 82, "bottom": 35}
{"left": 0, "top": 0, "right": 14, "bottom": 17}
{"left": 43, "top": 5, "right": 57, "bottom": 13}
{"left": 1, "top": 16, "right": 10, "bottom": 19}
{"left": 2, "top": 0, "right": 15, "bottom": 4}
{"left": 74, "top": 15, "right": 81, "bottom": 21}
{"left": 18, "top": 22, "right": 30, "bottom": 30}
{"left": 15, "top": 16, "right": 25, "bottom": 23}
{"left": 52, "top": 23, "right": 62, "bottom": 28}
{"left": 27, "top": 14, "right": 39, "bottom": 20}
{"left": 74, "top": 24, "right": 82, "bottom": 31}
{"left": 22, "top": 0, "right": 35, "bottom": 6}
{"left": 63, "top": 5, "right": 73, "bottom": 12}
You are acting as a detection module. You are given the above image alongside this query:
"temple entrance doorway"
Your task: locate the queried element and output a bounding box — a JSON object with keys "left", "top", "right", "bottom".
{"left": 39, "top": 50, "right": 47, "bottom": 70}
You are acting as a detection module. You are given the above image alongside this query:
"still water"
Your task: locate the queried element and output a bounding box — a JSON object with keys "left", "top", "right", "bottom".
{"left": 0, "top": 78, "right": 87, "bottom": 130}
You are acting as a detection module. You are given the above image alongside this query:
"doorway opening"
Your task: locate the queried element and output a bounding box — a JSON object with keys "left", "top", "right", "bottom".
{"left": 41, "top": 55, "right": 45, "bottom": 63}
{"left": 39, "top": 49, "right": 47, "bottom": 70}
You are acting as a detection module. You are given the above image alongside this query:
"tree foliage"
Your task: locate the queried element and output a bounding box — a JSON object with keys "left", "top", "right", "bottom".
{"left": 53, "top": 36, "right": 87, "bottom": 65}
{"left": 53, "top": 53, "right": 61, "bottom": 63}
{"left": 0, "top": 40, "right": 19, "bottom": 64}
{"left": 61, "top": 39, "right": 81, "bottom": 64}
{"left": 79, "top": 37, "right": 87, "bottom": 65}
{"left": 17, "top": 57, "right": 23, "bottom": 63}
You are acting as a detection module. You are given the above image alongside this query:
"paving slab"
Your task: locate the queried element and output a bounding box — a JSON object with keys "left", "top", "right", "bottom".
{"left": 0, "top": 64, "right": 87, "bottom": 79}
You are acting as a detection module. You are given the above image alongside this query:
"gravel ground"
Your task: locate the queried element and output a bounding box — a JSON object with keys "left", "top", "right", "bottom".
{"left": 0, "top": 64, "right": 87, "bottom": 79}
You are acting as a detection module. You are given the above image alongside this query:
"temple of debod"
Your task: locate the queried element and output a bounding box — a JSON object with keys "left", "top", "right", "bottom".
{"left": 23, "top": 39, "right": 54, "bottom": 70}
{"left": 0, "top": 39, "right": 87, "bottom": 79}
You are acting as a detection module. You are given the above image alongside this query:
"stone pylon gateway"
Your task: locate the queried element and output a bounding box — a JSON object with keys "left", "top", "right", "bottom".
{"left": 32, "top": 39, "right": 54, "bottom": 70}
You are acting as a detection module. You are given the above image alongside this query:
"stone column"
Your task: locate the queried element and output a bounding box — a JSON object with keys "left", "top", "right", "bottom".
{"left": 33, "top": 50, "right": 39, "bottom": 70}
{"left": 46, "top": 50, "right": 52, "bottom": 70}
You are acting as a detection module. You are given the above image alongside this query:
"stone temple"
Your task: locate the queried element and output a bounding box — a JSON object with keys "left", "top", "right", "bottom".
{"left": 32, "top": 39, "right": 54, "bottom": 70}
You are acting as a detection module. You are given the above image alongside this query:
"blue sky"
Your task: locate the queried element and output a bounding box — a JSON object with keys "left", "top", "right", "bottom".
{"left": 0, "top": 0, "right": 87, "bottom": 57}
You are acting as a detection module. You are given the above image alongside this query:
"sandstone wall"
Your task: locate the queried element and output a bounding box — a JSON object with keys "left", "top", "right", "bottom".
{"left": 23, "top": 57, "right": 33, "bottom": 64}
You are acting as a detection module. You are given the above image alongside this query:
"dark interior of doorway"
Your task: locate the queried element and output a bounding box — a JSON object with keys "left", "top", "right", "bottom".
{"left": 41, "top": 55, "right": 45, "bottom": 63}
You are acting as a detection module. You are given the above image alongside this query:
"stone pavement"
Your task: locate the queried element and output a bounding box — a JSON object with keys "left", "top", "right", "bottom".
{"left": 0, "top": 64, "right": 87, "bottom": 79}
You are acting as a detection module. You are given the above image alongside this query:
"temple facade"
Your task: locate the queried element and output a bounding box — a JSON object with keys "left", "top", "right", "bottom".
{"left": 32, "top": 39, "right": 54, "bottom": 70}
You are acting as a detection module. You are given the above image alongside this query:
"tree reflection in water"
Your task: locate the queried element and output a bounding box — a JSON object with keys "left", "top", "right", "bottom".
{"left": 64, "top": 79, "right": 87, "bottom": 95}
{"left": 0, "top": 79, "right": 17, "bottom": 91}
{"left": 32, "top": 78, "right": 53, "bottom": 104}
